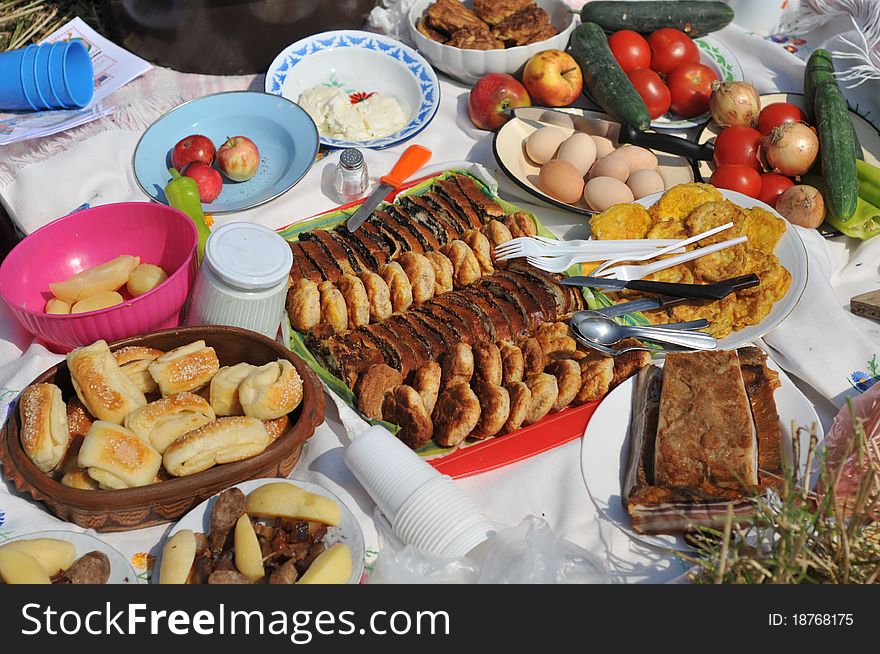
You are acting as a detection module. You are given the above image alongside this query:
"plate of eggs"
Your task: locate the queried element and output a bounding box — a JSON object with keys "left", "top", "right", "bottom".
{"left": 492, "top": 107, "right": 695, "bottom": 216}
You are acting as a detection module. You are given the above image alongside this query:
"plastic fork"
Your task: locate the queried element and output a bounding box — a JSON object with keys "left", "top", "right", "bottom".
{"left": 494, "top": 237, "right": 681, "bottom": 261}
{"left": 595, "top": 235, "right": 748, "bottom": 281}
{"left": 588, "top": 221, "right": 735, "bottom": 276}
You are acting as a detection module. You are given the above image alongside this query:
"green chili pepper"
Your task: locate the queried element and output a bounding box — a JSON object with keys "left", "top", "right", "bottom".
{"left": 165, "top": 167, "right": 210, "bottom": 261}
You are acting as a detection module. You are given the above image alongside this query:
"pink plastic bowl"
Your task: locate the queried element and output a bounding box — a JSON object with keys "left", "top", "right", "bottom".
{"left": 0, "top": 203, "right": 198, "bottom": 352}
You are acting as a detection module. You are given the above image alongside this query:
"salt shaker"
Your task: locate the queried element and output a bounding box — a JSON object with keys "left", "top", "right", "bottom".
{"left": 333, "top": 148, "right": 369, "bottom": 202}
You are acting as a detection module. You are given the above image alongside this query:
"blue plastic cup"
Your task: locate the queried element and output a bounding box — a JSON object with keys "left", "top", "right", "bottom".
{"left": 0, "top": 46, "right": 36, "bottom": 111}
{"left": 26, "top": 44, "right": 54, "bottom": 111}
{"left": 34, "top": 43, "right": 64, "bottom": 109}
{"left": 19, "top": 45, "right": 46, "bottom": 111}
{"left": 48, "top": 40, "right": 94, "bottom": 109}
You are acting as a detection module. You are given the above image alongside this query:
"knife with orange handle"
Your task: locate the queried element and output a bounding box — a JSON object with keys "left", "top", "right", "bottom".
{"left": 346, "top": 144, "right": 433, "bottom": 231}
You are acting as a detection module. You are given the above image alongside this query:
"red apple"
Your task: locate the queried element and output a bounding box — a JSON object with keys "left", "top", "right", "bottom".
{"left": 183, "top": 161, "right": 223, "bottom": 203}
{"left": 216, "top": 136, "right": 260, "bottom": 182}
{"left": 467, "top": 73, "right": 530, "bottom": 132}
{"left": 171, "top": 134, "right": 215, "bottom": 170}
{"left": 522, "top": 50, "right": 583, "bottom": 107}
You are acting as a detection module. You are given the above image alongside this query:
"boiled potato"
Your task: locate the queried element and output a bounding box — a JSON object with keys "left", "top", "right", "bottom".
{"left": 159, "top": 529, "right": 197, "bottom": 584}
{"left": 49, "top": 255, "right": 139, "bottom": 303}
{"left": 71, "top": 291, "right": 124, "bottom": 314}
{"left": 0, "top": 548, "right": 51, "bottom": 584}
{"left": 233, "top": 515, "right": 264, "bottom": 581}
{"left": 45, "top": 298, "right": 71, "bottom": 314}
{"left": 298, "top": 543, "right": 352, "bottom": 584}
{"left": 127, "top": 263, "right": 168, "bottom": 297}
{"left": 245, "top": 482, "right": 341, "bottom": 526}
{"left": 0, "top": 538, "right": 76, "bottom": 576}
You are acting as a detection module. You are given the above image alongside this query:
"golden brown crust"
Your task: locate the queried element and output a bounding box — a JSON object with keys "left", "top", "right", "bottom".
{"left": 113, "top": 346, "right": 164, "bottom": 367}
{"left": 66, "top": 399, "right": 93, "bottom": 439}
{"left": 68, "top": 340, "right": 148, "bottom": 424}
{"left": 148, "top": 341, "right": 220, "bottom": 397}
{"left": 411, "top": 361, "right": 442, "bottom": 415}
{"left": 78, "top": 421, "right": 162, "bottom": 489}
{"left": 446, "top": 26, "right": 504, "bottom": 50}
{"left": 523, "top": 372, "right": 558, "bottom": 425}
{"left": 492, "top": 5, "right": 557, "bottom": 47}
{"left": 440, "top": 342, "right": 474, "bottom": 386}
{"left": 124, "top": 391, "right": 216, "bottom": 453}
{"left": 397, "top": 251, "right": 436, "bottom": 305}
{"left": 425, "top": 251, "right": 454, "bottom": 297}
{"left": 611, "top": 340, "right": 651, "bottom": 389}
{"left": 473, "top": 0, "right": 532, "bottom": 26}
{"left": 379, "top": 261, "right": 414, "bottom": 313}
{"left": 162, "top": 416, "right": 269, "bottom": 477}
{"left": 535, "top": 322, "right": 577, "bottom": 361}
{"left": 432, "top": 381, "right": 481, "bottom": 448}
{"left": 503, "top": 381, "right": 531, "bottom": 433}
{"left": 381, "top": 385, "right": 434, "bottom": 449}
{"left": 358, "top": 271, "right": 393, "bottom": 323}
{"left": 336, "top": 274, "right": 371, "bottom": 329}
{"left": 504, "top": 212, "right": 537, "bottom": 239}
{"left": 518, "top": 337, "right": 546, "bottom": 376}
{"left": 463, "top": 230, "right": 494, "bottom": 276}
{"left": 19, "top": 383, "right": 69, "bottom": 473}
{"left": 262, "top": 415, "right": 290, "bottom": 445}
{"left": 288, "top": 278, "right": 321, "bottom": 333}
{"left": 482, "top": 220, "right": 513, "bottom": 262}
{"left": 574, "top": 355, "right": 614, "bottom": 405}
{"left": 471, "top": 382, "right": 510, "bottom": 439}
{"left": 425, "top": 0, "right": 487, "bottom": 34}
{"left": 355, "top": 364, "right": 403, "bottom": 420}
{"left": 238, "top": 360, "right": 303, "bottom": 420}
{"left": 417, "top": 17, "right": 448, "bottom": 43}
{"left": 547, "top": 359, "right": 581, "bottom": 412}
{"left": 318, "top": 281, "right": 348, "bottom": 334}
{"left": 473, "top": 341, "right": 502, "bottom": 387}
{"left": 499, "top": 341, "right": 524, "bottom": 384}
{"left": 440, "top": 240, "right": 481, "bottom": 288}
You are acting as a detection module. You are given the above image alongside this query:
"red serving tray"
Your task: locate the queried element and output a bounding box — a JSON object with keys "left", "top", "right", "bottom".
{"left": 280, "top": 169, "right": 601, "bottom": 478}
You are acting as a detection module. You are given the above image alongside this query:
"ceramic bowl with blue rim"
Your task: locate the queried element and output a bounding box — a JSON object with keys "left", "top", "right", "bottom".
{"left": 265, "top": 30, "right": 440, "bottom": 150}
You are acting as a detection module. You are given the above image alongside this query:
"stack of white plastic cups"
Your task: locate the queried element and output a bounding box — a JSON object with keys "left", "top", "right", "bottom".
{"left": 345, "top": 425, "right": 495, "bottom": 559}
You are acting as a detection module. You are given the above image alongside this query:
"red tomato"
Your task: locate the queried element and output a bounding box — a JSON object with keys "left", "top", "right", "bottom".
{"left": 666, "top": 62, "right": 719, "bottom": 118}
{"left": 713, "top": 125, "right": 764, "bottom": 169}
{"left": 710, "top": 164, "right": 762, "bottom": 198}
{"left": 757, "top": 102, "right": 808, "bottom": 135}
{"left": 647, "top": 28, "right": 700, "bottom": 74}
{"left": 608, "top": 30, "right": 651, "bottom": 73}
{"left": 627, "top": 68, "right": 671, "bottom": 119}
{"left": 758, "top": 173, "right": 795, "bottom": 207}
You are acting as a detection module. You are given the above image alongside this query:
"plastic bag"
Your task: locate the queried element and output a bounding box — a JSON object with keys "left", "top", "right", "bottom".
{"left": 369, "top": 515, "right": 610, "bottom": 584}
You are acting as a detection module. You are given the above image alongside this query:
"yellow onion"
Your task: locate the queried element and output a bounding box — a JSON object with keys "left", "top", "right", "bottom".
{"left": 775, "top": 185, "right": 825, "bottom": 228}
{"left": 763, "top": 122, "right": 819, "bottom": 177}
{"left": 709, "top": 81, "right": 761, "bottom": 128}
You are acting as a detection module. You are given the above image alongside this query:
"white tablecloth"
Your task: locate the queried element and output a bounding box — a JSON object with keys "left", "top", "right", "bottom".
{"left": 1, "top": 16, "right": 879, "bottom": 583}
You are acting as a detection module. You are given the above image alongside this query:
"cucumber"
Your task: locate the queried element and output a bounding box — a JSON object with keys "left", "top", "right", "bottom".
{"left": 570, "top": 22, "right": 650, "bottom": 131}
{"left": 812, "top": 54, "right": 859, "bottom": 222}
{"left": 805, "top": 49, "right": 863, "bottom": 160}
{"left": 581, "top": 1, "right": 734, "bottom": 37}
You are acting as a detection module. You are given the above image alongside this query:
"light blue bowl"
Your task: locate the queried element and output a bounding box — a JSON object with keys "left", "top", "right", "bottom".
{"left": 265, "top": 30, "right": 440, "bottom": 150}
{"left": 132, "top": 91, "right": 320, "bottom": 214}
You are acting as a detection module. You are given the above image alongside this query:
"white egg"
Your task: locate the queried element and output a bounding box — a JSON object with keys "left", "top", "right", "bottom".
{"left": 525, "top": 127, "right": 568, "bottom": 165}
{"left": 588, "top": 156, "right": 629, "bottom": 181}
{"left": 612, "top": 144, "right": 658, "bottom": 173}
{"left": 627, "top": 169, "right": 666, "bottom": 200}
{"left": 539, "top": 110, "right": 574, "bottom": 130}
{"left": 556, "top": 133, "right": 598, "bottom": 177}
{"left": 590, "top": 135, "right": 615, "bottom": 159}
{"left": 584, "top": 176, "right": 635, "bottom": 212}
{"left": 538, "top": 159, "right": 585, "bottom": 205}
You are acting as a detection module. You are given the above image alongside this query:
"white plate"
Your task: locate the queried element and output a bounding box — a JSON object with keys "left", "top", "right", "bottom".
{"left": 635, "top": 188, "right": 808, "bottom": 350}
{"left": 580, "top": 353, "right": 823, "bottom": 551}
{"left": 154, "top": 478, "right": 365, "bottom": 584}
{"left": 2, "top": 530, "right": 138, "bottom": 584}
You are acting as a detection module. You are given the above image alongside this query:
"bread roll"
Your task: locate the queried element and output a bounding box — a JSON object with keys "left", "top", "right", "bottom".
{"left": 288, "top": 278, "right": 321, "bottom": 333}
{"left": 262, "top": 415, "right": 289, "bottom": 444}
{"left": 124, "top": 392, "right": 216, "bottom": 454}
{"left": 0, "top": 548, "right": 51, "bottom": 584}
{"left": 162, "top": 416, "right": 269, "bottom": 477}
{"left": 234, "top": 515, "right": 264, "bottom": 581}
{"left": 159, "top": 529, "right": 197, "bottom": 584}
{"left": 78, "top": 420, "right": 162, "bottom": 489}
{"left": 61, "top": 466, "right": 100, "bottom": 490}
{"left": 238, "top": 359, "right": 303, "bottom": 420}
{"left": 66, "top": 401, "right": 93, "bottom": 439}
{"left": 113, "top": 346, "right": 164, "bottom": 394}
{"left": 148, "top": 340, "right": 220, "bottom": 396}
{"left": 209, "top": 363, "right": 256, "bottom": 416}
{"left": 18, "top": 383, "right": 70, "bottom": 473}
{"left": 49, "top": 254, "right": 139, "bottom": 304}
{"left": 297, "top": 543, "right": 352, "bottom": 584}
{"left": 245, "top": 482, "right": 341, "bottom": 526}
{"left": 0, "top": 538, "right": 76, "bottom": 576}
{"left": 67, "top": 340, "right": 147, "bottom": 424}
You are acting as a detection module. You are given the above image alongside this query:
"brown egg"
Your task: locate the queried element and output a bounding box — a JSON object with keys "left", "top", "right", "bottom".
{"left": 612, "top": 145, "right": 658, "bottom": 173}
{"left": 627, "top": 169, "right": 666, "bottom": 200}
{"left": 538, "top": 160, "right": 585, "bottom": 205}
{"left": 557, "top": 133, "right": 598, "bottom": 177}
{"left": 590, "top": 135, "right": 615, "bottom": 159}
{"left": 584, "top": 176, "right": 635, "bottom": 212}
{"left": 589, "top": 156, "right": 629, "bottom": 181}
{"left": 525, "top": 127, "right": 568, "bottom": 165}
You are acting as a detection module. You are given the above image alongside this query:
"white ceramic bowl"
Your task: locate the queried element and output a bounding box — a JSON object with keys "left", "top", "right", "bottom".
{"left": 408, "top": 0, "right": 578, "bottom": 85}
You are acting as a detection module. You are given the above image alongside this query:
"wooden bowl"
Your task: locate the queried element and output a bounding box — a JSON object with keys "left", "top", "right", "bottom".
{"left": 0, "top": 326, "right": 325, "bottom": 532}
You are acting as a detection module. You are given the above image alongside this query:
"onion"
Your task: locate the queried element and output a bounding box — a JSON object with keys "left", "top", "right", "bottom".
{"left": 709, "top": 81, "right": 761, "bottom": 128}
{"left": 763, "top": 122, "right": 819, "bottom": 177}
{"left": 775, "top": 185, "right": 825, "bottom": 228}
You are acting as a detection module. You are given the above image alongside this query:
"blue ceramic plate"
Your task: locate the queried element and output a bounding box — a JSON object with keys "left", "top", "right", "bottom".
{"left": 132, "top": 91, "right": 319, "bottom": 214}
{"left": 265, "top": 30, "right": 440, "bottom": 150}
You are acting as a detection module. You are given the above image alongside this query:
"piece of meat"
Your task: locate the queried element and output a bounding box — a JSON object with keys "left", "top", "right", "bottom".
{"left": 297, "top": 542, "right": 327, "bottom": 574}
{"left": 207, "top": 570, "right": 251, "bottom": 584}
{"left": 208, "top": 487, "right": 247, "bottom": 553}
{"left": 53, "top": 551, "right": 110, "bottom": 584}
{"left": 268, "top": 558, "right": 300, "bottom": 584}
{"left": 213, "top": 550, "right": 235, "bottom": 572}
{"left": 191, "top": 553, "right": 214, "bottom": 585}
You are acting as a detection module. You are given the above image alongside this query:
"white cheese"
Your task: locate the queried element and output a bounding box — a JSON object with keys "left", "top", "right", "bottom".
{"left": 299, "top": 85, "right": 409, "bottom": 141}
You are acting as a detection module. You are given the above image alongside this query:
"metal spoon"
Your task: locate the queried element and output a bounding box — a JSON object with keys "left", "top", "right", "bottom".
{"left": 571, "top": 310, "right": 709, "bottom": 332}
{"left": 571, "top": 330, "right": 693, "bottom": 356}
{"left": 575, "top": 314, "right": 717, "bottom": 350}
